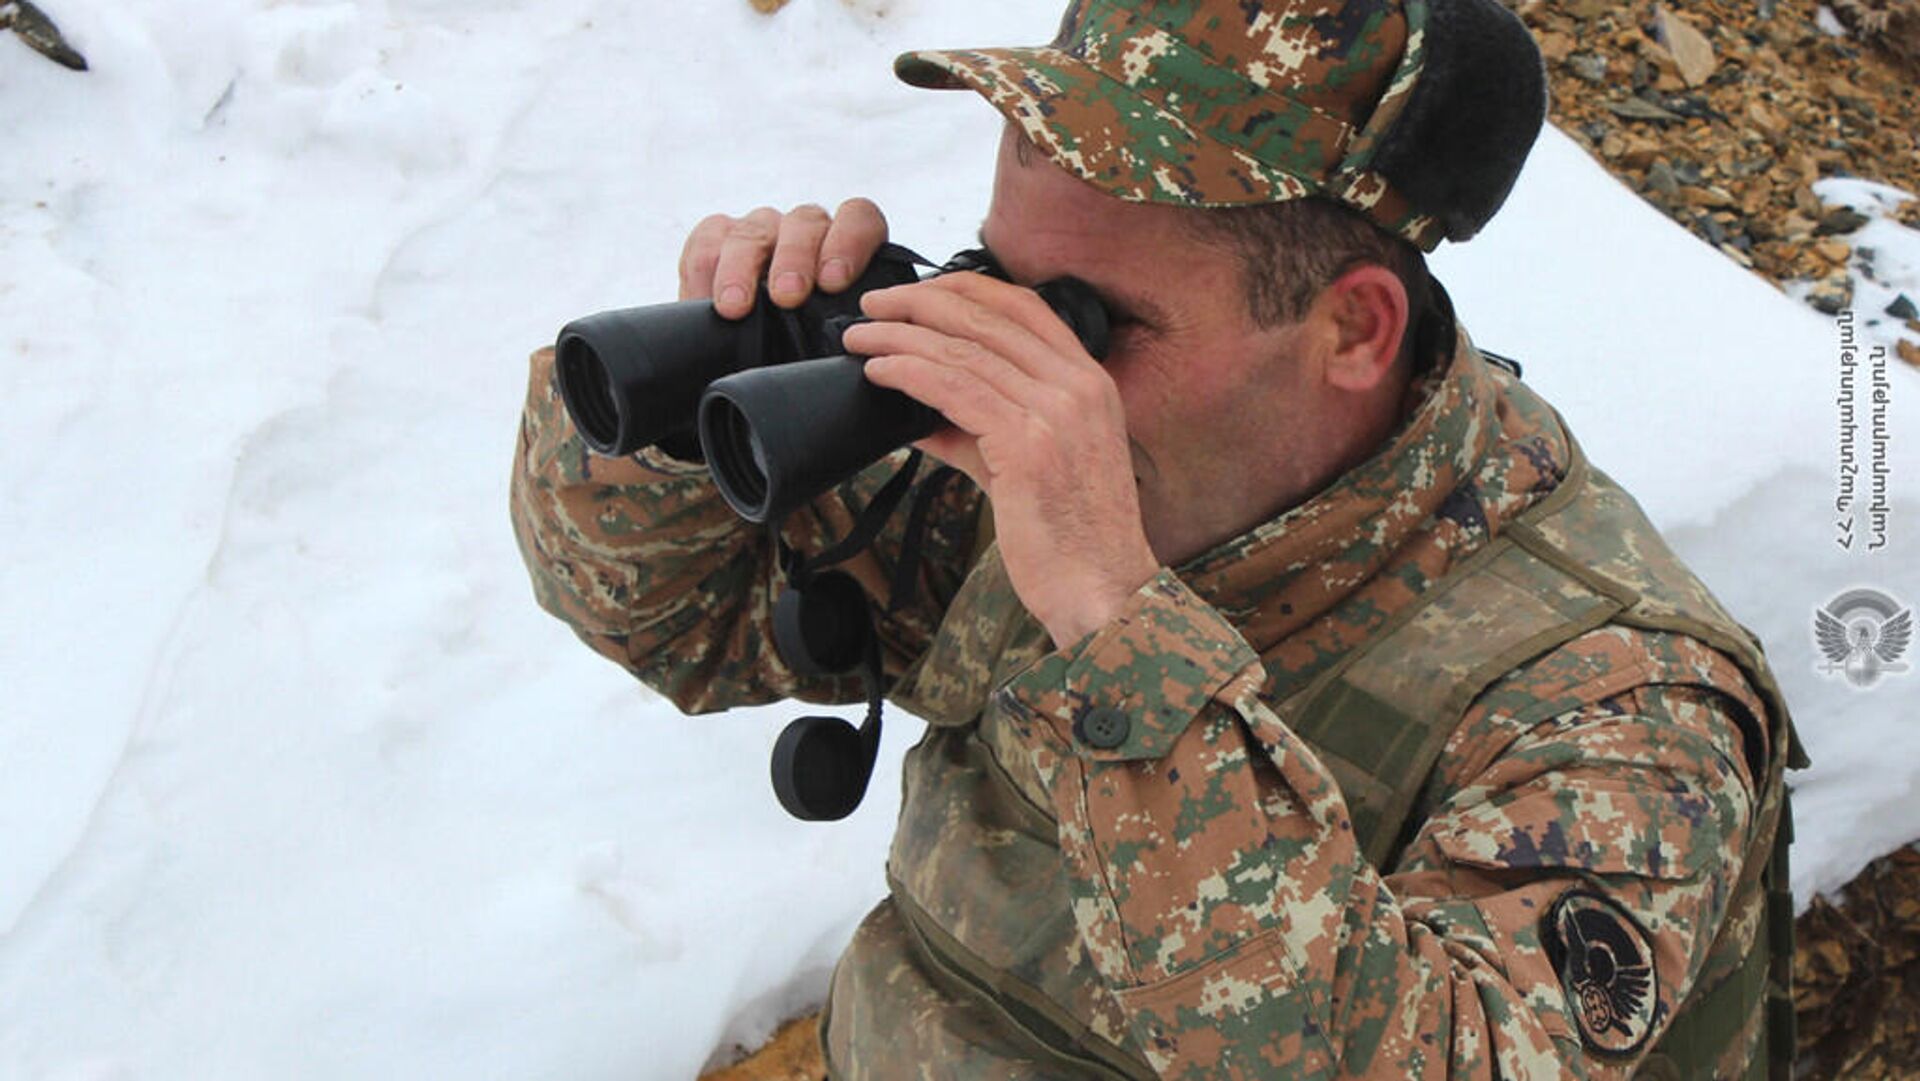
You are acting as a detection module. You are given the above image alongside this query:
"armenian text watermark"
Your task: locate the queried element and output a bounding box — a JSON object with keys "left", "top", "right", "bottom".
{"left": 1834, "top": 310, "right": 1892, "bottom": 552}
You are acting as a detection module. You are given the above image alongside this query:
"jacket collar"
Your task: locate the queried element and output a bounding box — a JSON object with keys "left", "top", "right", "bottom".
{"left": 1172, "top": 330, "right": 1545, "bottom": 701}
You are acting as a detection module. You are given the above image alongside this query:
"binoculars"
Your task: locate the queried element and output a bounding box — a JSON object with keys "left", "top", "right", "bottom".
{"left": 551, "top": 243, "right": 1109, "bottom": 823}
{"left": 553, "top": 244, "right": 1110, "bottom": 524}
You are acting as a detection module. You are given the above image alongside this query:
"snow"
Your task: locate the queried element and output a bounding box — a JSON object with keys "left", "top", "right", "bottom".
{"left": 1807, "top": 176, "right": 1920, "bottom": 359}
{"left": 2, "top": 1, "right": 1916, "bottom": 1077}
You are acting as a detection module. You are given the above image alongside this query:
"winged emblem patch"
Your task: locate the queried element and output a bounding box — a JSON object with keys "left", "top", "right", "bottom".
{"left": 1544, "top": 891, "right": 1660, "bottom": 1057}
{"left": 1814, "top": 587, "right": 1912, "bottom": 689}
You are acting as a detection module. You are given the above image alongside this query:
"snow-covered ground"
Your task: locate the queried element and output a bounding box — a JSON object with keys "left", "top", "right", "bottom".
{"left": 2, "top": 2, "right": 1916, "bottom": 1077}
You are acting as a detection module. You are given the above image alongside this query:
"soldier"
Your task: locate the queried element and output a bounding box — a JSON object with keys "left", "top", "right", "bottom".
{"left": 511, "top": 0, "right": 1803, "bottom": 1077}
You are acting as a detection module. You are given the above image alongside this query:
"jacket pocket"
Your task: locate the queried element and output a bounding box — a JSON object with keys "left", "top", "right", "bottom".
{"left": 1109, "top": 929, "right": 1333, "bottom": 1079}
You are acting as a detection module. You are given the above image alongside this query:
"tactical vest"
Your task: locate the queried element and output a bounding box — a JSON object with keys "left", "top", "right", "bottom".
{"left": 823, "top": 409, "right": 1802, "bottom": 1080}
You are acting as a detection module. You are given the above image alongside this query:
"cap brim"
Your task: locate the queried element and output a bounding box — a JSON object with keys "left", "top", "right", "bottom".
{"left": 893, "top": 45, "right": 1315, "bottom": 208}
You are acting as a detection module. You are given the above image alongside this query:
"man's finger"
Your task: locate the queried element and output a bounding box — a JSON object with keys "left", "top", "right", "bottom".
{"left": 711, "top": 207, "right": 783, "bottom": 319}
{"left": 818, "top": 198, "right": 889, "bottom": 293}
{"left": 914, "top": 271, "right": 1098, "bottom": 366}
{"left": 859, "top": 279, "right": 1096, "bottom": 394}
{"left": 863, "top": 353, "right": 1024, "bottom": 446}
{"left": 910, "top": 428, "right": 986, "bottom": 484}
{"left": 842, "top": 318, "right": 1053, "bottom": 416}
{"left": 767, "top": 204, "right": 833, "bottom": 309}
{"left": 678, "top": 213, "right": 738, "bottom": 301}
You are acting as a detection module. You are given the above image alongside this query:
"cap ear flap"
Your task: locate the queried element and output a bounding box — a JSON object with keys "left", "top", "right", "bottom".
{"left": 1050, "top": 0, "right": 1090, "bottom": 47}
{"left": 1369, "top": 0, "right": 1548, "bottom": 242}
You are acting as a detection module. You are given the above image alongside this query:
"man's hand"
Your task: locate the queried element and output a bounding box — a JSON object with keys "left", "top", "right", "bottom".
{"left": 678, "top": 199, "right": 890, "bottom": 317}
{"left": 845, "top": 273, "right": 1161, "bottom": 648}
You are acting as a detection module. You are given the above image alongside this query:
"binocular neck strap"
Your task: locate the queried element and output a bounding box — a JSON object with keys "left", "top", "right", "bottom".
{"left": 771, "top": 450, "right": 963, "bottom": 621}
{"left": 776, "top": 450, "right": 925, "bottom": 586}
{"left": 888, "top": 464, "right": 961, "bottom": 616}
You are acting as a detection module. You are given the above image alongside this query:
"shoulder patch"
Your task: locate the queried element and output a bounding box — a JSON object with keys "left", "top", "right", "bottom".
{"left": 1542, "top": 890, "right": 1661, "bottom": 1058}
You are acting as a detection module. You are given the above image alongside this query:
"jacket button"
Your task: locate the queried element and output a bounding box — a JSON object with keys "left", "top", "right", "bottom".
{"left": 1076, "top": 706, "right": 1131, "bottom": 750}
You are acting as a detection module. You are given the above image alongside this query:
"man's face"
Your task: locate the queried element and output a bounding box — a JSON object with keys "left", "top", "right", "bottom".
{"left": 978, "top": 127, "right": 1328, "bottom": 564}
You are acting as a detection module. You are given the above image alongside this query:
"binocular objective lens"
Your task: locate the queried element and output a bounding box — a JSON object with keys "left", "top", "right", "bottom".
{"left": 705, "top": 397, "right": 770, "bottom": 520}
{"left": 558, "top": 338, "right": 621, "bottom": 452}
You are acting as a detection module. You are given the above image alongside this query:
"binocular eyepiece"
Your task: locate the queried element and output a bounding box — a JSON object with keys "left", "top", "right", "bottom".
{"left": 553, "top": 244, "right": 1110, "bottom": 523}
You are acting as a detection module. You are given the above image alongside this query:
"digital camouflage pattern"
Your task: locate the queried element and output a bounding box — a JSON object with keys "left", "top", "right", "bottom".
{"left": 894, "top": 0, "right": 1445, "bottom": 249}
{"left": 510, "top": 326, "right": 1791, "bottom": 1078}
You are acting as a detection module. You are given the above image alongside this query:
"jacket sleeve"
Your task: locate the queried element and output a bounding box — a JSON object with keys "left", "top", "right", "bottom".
{"left": 509, "top": 345, "right": 985, "bottom": 714}
{"left": 997, "top": 569, "right": 1763, "bottom": 1080}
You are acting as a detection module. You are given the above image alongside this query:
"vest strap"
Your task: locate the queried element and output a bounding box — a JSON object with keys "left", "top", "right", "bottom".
{"left": 1282, "top": 533, "right": 1624, "bottom": 868}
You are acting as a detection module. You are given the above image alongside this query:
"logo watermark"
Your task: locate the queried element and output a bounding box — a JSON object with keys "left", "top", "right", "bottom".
{"left": 1813, "top": 587, "right": 1911, "bottom": 689}
{"left": 1820, "top": 311, "right": 1903, "bottom": 687}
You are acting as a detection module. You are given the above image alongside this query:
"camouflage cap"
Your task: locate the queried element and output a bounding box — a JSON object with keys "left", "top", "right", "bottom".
{"left": 895, "top": 0, "right": 1547, "bottom": 250}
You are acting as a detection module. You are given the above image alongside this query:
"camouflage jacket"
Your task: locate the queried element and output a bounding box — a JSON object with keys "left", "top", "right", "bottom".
{"left": 511, "top": 331, "right": 1781, "bottom": 1079}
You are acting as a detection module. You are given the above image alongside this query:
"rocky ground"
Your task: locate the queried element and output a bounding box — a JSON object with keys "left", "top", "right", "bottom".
{"left": 699, "top": 1, "right": 1920, "bottom": 1077}
{"left": 1515, "top": 0, "right": 1920, "bottom": 365}
{"left": 1798, "top": 844, "right": 1920, "bottom": 1080}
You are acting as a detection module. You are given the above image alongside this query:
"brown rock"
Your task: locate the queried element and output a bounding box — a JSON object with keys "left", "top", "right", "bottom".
{"left": 748, "top": 0, "right": 790, "bottom": 11}
{"left": 1538, "top": 30, "right": 1577, "bottom": 63}
{"left": 1815, "top": 238, "right": 1853, "bottom": 265}
{"left": 1826, "top": 74, "right": 1869, "bottom": 99}
{"left": 1684, "top": 185, "right": 1739, "bottom": 208}
{"left": 1608, "top": 97, "right": 1685, "bottom": 122}
{"left": 1902, "top": 340, "right": 1920, "bottom": 368}
{"left": 1656, "top": 6, "right": 1718, "bottom": 87}
{"left": 1746, "top": 100, "right": 1790, "bottom": 140}
{"left": 1619, "top": 142, "right": 1662, "bottom": 170}
{"left": 1567, "top": 53, "right": 1611, "bottom": 83}
{"left": 1806, "top": 274, "right": 1854, "bottom": 313}
{"left": 1646, "top": 159, "right": 1683, "bottom": 197}
{"left": 1815, "top": 206, "right": 1872, "bottom": 235}
{"left": 699, "top": 1014, "right": 824, "bottom": 1081}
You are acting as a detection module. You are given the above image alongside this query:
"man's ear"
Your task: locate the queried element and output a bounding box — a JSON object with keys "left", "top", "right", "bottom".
{"left": 1317, "top": 264, "right": 1409, "bottom": 393}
